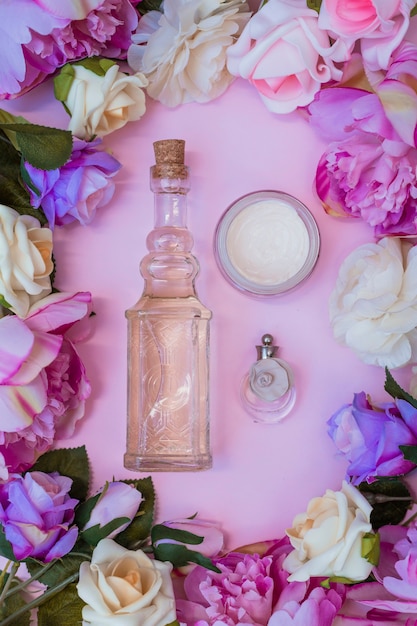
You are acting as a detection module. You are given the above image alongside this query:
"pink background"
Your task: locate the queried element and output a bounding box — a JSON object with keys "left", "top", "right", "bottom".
{"left": 3, "top": 73, "right": 414, "bottom": 551}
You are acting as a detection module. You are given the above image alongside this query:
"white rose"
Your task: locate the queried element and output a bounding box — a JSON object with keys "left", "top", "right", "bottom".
{"left": 65, "top": 64, "right": 148, "bottom": 140}
{"left": 283, "top": 481, "right": 374, "bottom": 583}
{"left": 249, "top": 359, "right": 289, "bottom": 402}
{"left": 0, "top": 204, "right": 53, "bottom": 317}
{"left": 329, "top": 237, "right": 417, "bottom": 368}
{"left": 128, "top": 0, "right": 251, "bottom": 107}
{"left": 77, "top": 538, "right": 176, "bottom": 626}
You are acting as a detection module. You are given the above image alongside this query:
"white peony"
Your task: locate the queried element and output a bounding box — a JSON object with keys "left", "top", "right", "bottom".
{"left": 127, "top": 0, "right": 251, "bottom": 107}
{"left": 0, "top": 204, "right": 53, "bottom": 317}
{"left": 329, "top": 237, "right": 417, "bottom": 368}
{"left": 283, "top": 481, "right": 374, "bottom": 583}
{"left": 64, "top": 63, "right": 148, "bottom": 140}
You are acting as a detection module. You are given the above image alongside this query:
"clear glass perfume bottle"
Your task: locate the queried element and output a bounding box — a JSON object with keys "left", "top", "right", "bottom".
{"left": 124, "top": 139, "right": 212, "bottom": 472}
{"left": 240, "top": 334, "right": 296, "bottom": 424}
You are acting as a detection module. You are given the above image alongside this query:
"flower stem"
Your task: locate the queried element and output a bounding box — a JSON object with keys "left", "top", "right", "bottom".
{"left": 4, "top": 560, "right": 55, "bottom": 599}
{"left": 0, "top": 571, "right": 79, "bottom": 626}
{"left": 0, "top": 562, "right": 19, "bottom": 606}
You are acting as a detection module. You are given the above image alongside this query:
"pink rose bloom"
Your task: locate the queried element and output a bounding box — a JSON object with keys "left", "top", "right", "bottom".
{"left": 308, "top": 86, "right": 417, "bottom": 236}
{"left": 0, "top": 0, "right": 138, "bottom": 99}
{"left": 83, "top": 481, "right": 143, "bottom": 539}
{"left": 155, "top": 518, "right": 224, "bottom": 566}
{"left": 0, "top": 291, "right": 92, "bottom": 474}
{"left": 226, "top": 0, "right": 344, "bottom": 114}
{"left": 318, "top": 0, "right": 415, "bottom": 71}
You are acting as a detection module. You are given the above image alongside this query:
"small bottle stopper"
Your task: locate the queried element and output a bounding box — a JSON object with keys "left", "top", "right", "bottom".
{"left": 240, "top": 333, "right": 296, "bottom": 424}
{"left": 152, "top": 139, "right": 188, "bottom": 180}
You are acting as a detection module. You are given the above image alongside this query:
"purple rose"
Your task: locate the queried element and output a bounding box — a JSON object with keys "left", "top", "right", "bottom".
{"left": 308, "top": 85, "right": 417, "bottom": 237}
{"left": 328, "top": 392, "right": 417, "bottom": 484}
{"left": 0, "top": 470, "right": 79, "bottom": 562}
{"left": 25, "top": 138, "right": 121, "bottom": 228}
{"left": 0, "top": 0, "right": 139, "bottom": 99}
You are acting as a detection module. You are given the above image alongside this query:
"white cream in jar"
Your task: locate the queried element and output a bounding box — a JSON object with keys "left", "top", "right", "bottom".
{"left": 214, "top": 191, "right": 320, "bottom": 296}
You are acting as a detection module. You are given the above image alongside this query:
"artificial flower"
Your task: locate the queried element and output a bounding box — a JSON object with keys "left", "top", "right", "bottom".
{"left": 25, "top": 138, "right": 121, "bottom": 228}
{"left": 59, "top": 60, "right": 148, "bottom": 140}
{"left": 154, "top": 518, "right": 224, "bottom": 569}
{"left": 0, "top": 291, "right": 92, "bottom": 474}
{"left": 328, "top": 391, "right": 417, "bottom": 485}
{"left": 309, "top": 86, "right": 417, "bottom": 237}
{"left": 268, "top": 585, "right": 344, "bottom": 626}
{"left": 329, "top": 237, "right": 417, "bottom": 368}
{"left": 128, "top": 0, "right": 251, "bottom": 107}
{"left": 226, "top": 0, "right": 344, "bottom": 114}
{"left": 283, "top": 481, "right": 375, "bottom": 583}
{"left": 0, "top": 470, "right": 79, "bottom": 562}
{"left": 318, "top": 0, "right": 415, "bottom": 71}
{"left": 0, "top": 0, "right": 139, "bottom": 100}
{"left": 82, "top": 481, "right": 143, "bottom": 538}
{"left": 250, "top": 359, "right": 289, "bottom": 402}
{"left": 177, "top": 550, "right": 275, "bottom": 625}
{"left": 0, "top": 204, "right": 53, "bottom": 317}
{"left": 77, "top": 537, "right": 177, "bottom": 626}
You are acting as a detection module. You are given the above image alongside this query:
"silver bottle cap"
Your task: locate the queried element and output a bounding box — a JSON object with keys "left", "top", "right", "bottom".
{"left": 256, "top": 333, "right": 278, "bottom": 360}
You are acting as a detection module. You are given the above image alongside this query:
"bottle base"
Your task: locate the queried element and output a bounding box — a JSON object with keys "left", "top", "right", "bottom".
{"left": 124, "top": 453, "right": 212, "bottom": 472}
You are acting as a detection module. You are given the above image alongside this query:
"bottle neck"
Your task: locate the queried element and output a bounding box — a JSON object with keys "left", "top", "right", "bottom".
{"left": 153, "top": 192, "right": 188, "bottom": 230}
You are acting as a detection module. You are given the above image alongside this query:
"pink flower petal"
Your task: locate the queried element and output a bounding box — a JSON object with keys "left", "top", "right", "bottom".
{"left": 0, "top": 375, "right": 47, "bottom": 432}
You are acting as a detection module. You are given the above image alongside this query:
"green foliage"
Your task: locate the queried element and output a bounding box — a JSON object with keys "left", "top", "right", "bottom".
{"left": 359, "top": 478, "right": 413, "bottom": 529}
{"left": 137, "top": 0, "right": 163, "bottom": 14}
{"left": 411, "top": 4, "right": 417, "bottom": 17}
{"left": 0, "top": 122, "right": 73, "bottom": 170}
{"left": 81, "top": 517, "right": 131, "bottom": 547}
{"left": 0, "top": 526, "right": 17, "bottom": 561}
{"left": 361, "top": 532, "right": 380, "bottom": 566}
{"left": 37, "top": 582, "right": 84, "bottom": 626}
{"left": 0, "top": 575, "right": 31, "bottom": 626}
{"left": 116, "top": 477, "right": 155, "bottom": 548}
{"left": 151, "top": 523, "right": 204, "bottom": 545}
{"left": 400, "top": 444, "right": 417, "bottom": 464}
{"left": 26, "top": 553, "right": 88, "bottom": 589}
{"left": 306, "top": 0, "right": 321, "bottom": 12}
{"left": 384, "top": 368, "right": 417, "bottom": 408}
{"left": 30, "top": 446, "right": 90, "bottom": 501}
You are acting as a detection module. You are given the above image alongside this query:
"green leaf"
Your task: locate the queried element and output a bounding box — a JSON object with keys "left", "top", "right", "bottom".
{"left": 361, "top": 532, "right": 380, "bottom": 566}
{"left": 37, "top": 582, "right": 84, "bottom": 626}
{"left": 411, "top": 4, "right": 417, "bottom": 18}
{"left": 137, "top": 0, "right": 163, "bottom": 14}
{"left": 115, "top": 477, "right": 155, "bottom": 549}
{"left": 321, "top": 576, "right": 358, "bottom": 588}
{"left": 0, "top": 123, "right": 72, "bottom": 171}
{"left": 400, "top": 444, "right": 417, "bottom": 464}
{"left": 0, "top": 525, "right": 17, "bottom": 561}
{"left": 0, "top": 575, "right": 31, "bottom": 626}
{"left": 26, "top": 552, "right": 89, "bottom": 589}
{"left": 81, "top": 517, "right": 131, "bottom": 547}
{"left": 0, "top": 130, "right": 40, "bottom": 217}
{"left": 151, "top": 523, "right": 204, "bottom": 545}
{"left": 53, "top": 64, "right": 75, "bottom": 104}
{"left": 306, "top": 0, "right": 322, "bottom": 11}
{"left": 29, "top": 447, "right": 90, "bottom": 501}
{"left": 384, "top": 368, "right": 417, "bottom": 408}
{"left": 359, "top": 478, "right": 413, "bottom": 529}
{"left": 153, "top": 543, "right": 220, "bottom": 572}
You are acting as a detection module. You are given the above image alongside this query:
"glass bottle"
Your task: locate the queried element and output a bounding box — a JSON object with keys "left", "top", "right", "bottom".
{"left": 124, "top": 139, "right": 212, "bottom": 472}
{"left": 240, "top": 333, "right": 296, "bottom": 424}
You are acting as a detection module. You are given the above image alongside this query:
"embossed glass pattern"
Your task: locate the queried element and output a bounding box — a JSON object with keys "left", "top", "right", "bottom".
{"left": 124, "top": 140, "right": 212, "bottom": 471}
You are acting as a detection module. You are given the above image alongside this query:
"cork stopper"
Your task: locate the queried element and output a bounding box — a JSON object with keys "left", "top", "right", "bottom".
{"left": 152, "top": 139, "right": 188, "bottom": 179}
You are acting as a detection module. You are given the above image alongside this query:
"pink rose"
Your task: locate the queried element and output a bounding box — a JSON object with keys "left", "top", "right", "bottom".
{"left": 318, "top": 0, "right": 415, "bottom": 71}
{"left": 226, "top": 0, "right": 344, "bottom": 114}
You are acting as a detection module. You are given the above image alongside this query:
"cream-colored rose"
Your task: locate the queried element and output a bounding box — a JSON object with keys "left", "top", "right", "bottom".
{"left": 329, "top": 237, "right": 417, "bottom": 369}
{"left": 77, "top": 538, "right": 176, "bottom": 626}
{"left": 283, "top": 481, "right": 374, "bottom": 583}
{"left": 0, "top": 204, "right": 53, "bottom": 317}
{"left": 127, "top": 0, "right": 251, "bottom": 107}
{"left": 65, "top": 64, "right": 148, "bottom": 140}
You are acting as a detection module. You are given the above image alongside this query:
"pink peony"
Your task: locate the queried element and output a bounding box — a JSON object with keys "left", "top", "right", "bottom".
{"left": 308, "top": 86, "right": 417, "bottom": 236}
{"left": 0, "top": 0, "right": 138, "bottom": 99}
{"left": 0, "top": 291, "right": 92, "bottom": 474}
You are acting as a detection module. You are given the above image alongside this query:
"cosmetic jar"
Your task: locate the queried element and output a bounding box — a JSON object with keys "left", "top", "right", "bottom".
{"left": 214, "top": 190, "right": 320, "bottom": 296}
